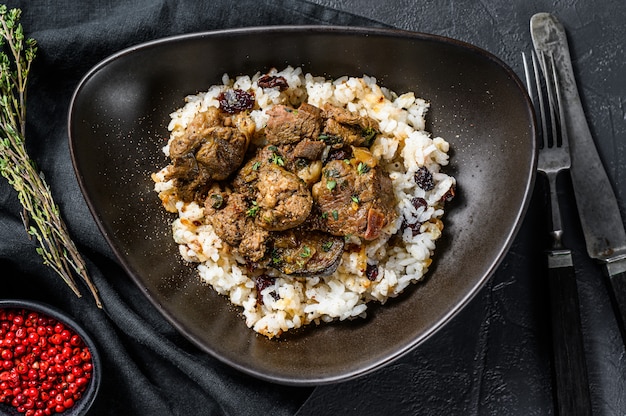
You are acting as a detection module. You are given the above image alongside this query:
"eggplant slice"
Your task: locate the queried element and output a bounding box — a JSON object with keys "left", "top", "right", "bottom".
{"left": 269, "top": 230, "right": 345, "bottom": 277}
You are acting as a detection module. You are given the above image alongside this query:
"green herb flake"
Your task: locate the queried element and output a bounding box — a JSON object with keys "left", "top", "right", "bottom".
{"left": 271, "top": 249, "right": 282, "bottom": 265}
{"left": 300, "top": 246, "right": 312, "bottom": 258}
{"left": 326, "top": 179, "right": 337, "bottom": 191}
{"left": 252, "top": 161, "right": 261, "bottom": 171}
{"left": 331, "top": 210, "right": 339, "bottom": 221}
{"left": 357, "top": 162, "right": 370, "bottom": 175}
{"left": 319, "top": 134, "right": 342, "bottom": 145}
{"left": 362, "top": 126, "right": 378, "bottom": 145}
{"left": 246, "top": 201, "right": 260, "bottom": 217}
{"left": 351, "top": 195, "right": 360, "bottom": 204}
{"left": 321, "top": 241, "right": 334, "bottom": 252}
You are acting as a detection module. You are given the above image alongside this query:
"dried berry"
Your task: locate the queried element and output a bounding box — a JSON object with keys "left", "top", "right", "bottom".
{"left": 365, "top": 263, "right": 379, "bottom": 281}
{"left": 325, "top": 146, "right": 353, "bottom": 163}
{"left": 217, "top": 89, "right": 255, "bottom": 114}
{"left": 257, "top": 75, "right": 289, "bottom": 91}
{"left": 411, "top": 197, "right": 427, "bottom": 210}
{"left": 255, "top": 275, "right": 277, "bottom": 305}
{"left": 401, "top": 218, "right": 423, "bottom": 237}
{"left": 440, "top": 184, "right": 456, "bottom": 203}
{"left": 414, "top": 166, "right": 435, "bottom": 191}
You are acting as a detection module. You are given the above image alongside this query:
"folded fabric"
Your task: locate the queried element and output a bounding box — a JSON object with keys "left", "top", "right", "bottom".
{"left": 0, "top": 1, "right": 386, "bottom": 414}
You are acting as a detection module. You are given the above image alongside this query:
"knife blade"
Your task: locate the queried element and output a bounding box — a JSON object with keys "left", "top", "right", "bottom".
{"left": 531, "top": 12, "right": 626, "bottom": 344}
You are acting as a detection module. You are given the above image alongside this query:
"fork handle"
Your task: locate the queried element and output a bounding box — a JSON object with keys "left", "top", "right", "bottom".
{"left": 547, "top": 251, "right": 593, "bottom": 416}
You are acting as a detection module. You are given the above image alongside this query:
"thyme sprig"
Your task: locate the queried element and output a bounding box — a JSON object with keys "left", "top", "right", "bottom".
{"left": 0, "top": 6, "right": 101, "bottom": 307}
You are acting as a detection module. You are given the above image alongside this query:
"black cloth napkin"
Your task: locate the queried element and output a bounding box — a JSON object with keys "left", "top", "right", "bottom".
{"left": 0, "top": 1, "right": 386, "bottom": 415}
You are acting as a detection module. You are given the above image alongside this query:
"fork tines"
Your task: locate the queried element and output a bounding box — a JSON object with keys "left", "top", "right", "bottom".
{"left": 523, "top": 50, "right": 569, "bottom": 152}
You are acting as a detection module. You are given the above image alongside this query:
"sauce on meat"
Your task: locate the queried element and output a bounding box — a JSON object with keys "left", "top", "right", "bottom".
{"left": 166, "top": 87, "right": 398, "bottom": 277}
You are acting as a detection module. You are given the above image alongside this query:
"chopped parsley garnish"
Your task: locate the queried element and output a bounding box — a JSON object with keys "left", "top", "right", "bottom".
{"left": 271, "top": 153, "right": 285, "bottom": 166}
{"left": 270, "top": 249, "right": 282, "bottom": 265}
{"left": 246, "top": 201, "right": 260, "bottom": 217}
{"left": 318, "top": 134, "right": 343, "bottom": 145}
{"left": 300, "top": 246, "right": 312, "bottom": 258}
{"left": 351, "top": 195, "right": 360, "bottom": 204}
{"left": 252, "top": 161, "right": 261, "bottom": 171}
{"left": 267, "top": 146, "right": 285, "bottom": 166}
{"left": 321, "top": 241, "right": 334, "bottom": 252}
{"left": 326, "top": 180, "right": 337, "bottom": 191}
{"left": 331, "top": 210, "right": 339, "bottom": 220}
{"left": 357, "top": 162, "right": 370, "bottom": 175}
{"left": 362, "top": 126, "right": 378, "bottom": 145}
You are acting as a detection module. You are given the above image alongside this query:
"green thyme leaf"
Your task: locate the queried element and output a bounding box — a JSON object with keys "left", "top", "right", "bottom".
{"left": 246, "top": 201, "right": 260, "bottom": 217}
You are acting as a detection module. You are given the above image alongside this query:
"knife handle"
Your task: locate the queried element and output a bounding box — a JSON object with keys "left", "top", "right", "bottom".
{"left": 548, "top": 264, "right": 593, "bottom": 416}
{"left": 605, "top": 268, "right": 626, "bottom": 346}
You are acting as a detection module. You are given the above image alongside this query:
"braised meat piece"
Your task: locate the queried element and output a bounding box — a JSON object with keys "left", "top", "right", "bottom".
{"left": 255, "top": 163, "right": 313, "bottom": 231}
{"left": 322, "top": 104, "right": 379, "bottom": 147}
{"left": 269, "top": 230, "right": 345, "bottom": 277}
{"left": 167, "top": 107, "right": 252, "bottom": 201}
{"left": 312, "top": 147, "right": 397, "bottom": 240}
{"left": 291, "top": 138, "right": 325, "bottom": 160}
{"left": 265, "top": 103, "right": 323, "bottom": 145}
{"left": 204, "top": 189, "right": 270, "bottom": 262}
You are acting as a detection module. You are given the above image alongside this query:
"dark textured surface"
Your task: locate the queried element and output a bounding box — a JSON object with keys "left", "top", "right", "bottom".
{"left": 298, "top": 1, "right": 626, "bottom": 415}
{"left": 0, "top": 0, "right": 625, "bottom": 415}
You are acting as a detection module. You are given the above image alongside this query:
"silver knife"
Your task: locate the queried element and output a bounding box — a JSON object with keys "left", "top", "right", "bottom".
{"left": 531, "top": 13, "right": 626, "bottom": 343}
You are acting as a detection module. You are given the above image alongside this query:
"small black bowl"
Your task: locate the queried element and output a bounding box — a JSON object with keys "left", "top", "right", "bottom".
{"left": 0, "top": 300, "right": 101, "bottom": 416}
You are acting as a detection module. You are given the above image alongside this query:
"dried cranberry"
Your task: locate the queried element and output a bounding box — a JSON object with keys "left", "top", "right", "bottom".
{"left": 325, "top": 146, "right": 353, "bottom": 163}
{"left": 410, "top": 197, "right": 427, "bottom": 210}
{"left": 257, "top": 75, "right": 289, "bottom": 91}
{"left": 440, "top": 184, "right": 456, "bottom": 203}
{"left": 365, "top": 263, "right": 379, "bottom": 281}
{"left": 401, "top": 218, "right": 422, "bottom": 237}
{"left": 254, "top": 275, "right": 277, "bottom": 305}
{"left": 414, "top": 166, "right": 435, "bottom": 191}
{"left": 217, "top": 89, "right": 255, "bottom": 114}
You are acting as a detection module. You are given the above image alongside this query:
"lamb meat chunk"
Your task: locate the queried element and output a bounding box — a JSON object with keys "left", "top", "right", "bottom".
{"left": 312, "top": 147, "right": 396, "bottom": 240}
{"left": 204, "top": 189, "right": 270, "bottom": 262}
{"left": 270, "top": 230, "right": 345, "bottom": 277}
{"left": 204, "top": 191, "right": 250, "bottom": 246}
{"left": 238, "top": 227, "right": 270, "bottom": 263}
{"left": 265, "top": 103, "right": 323, "bottom": 145}
{"left": 255, "top": 163, "right": 313, "bottom": 231}
{"left": 291, "top": 138, "right": 326, "bottom": 160}
{"left": 322, "top": 104, "right": 379, "bottom": 147}
{"left": 168, "top": 107, "right": 223, "bottom": 159}
{"left": 194, "top": 126, "right": 249, "bottom": 180}
{"left": 167, "top": 109, "right": 252, "bottom": 201}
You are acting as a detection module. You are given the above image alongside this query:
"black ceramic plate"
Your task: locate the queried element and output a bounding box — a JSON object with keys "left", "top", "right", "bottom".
{"left": 68, "top": 26, "right": 536, "bottom": 385}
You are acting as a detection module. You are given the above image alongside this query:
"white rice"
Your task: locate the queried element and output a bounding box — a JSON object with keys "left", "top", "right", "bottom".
{"left": 152, "top": 66, "right": 455, "bottom": 338}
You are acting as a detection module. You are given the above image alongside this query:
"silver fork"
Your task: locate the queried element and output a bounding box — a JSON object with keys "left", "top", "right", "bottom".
{"left": 523, "top": 51, "right": 593, "bottom": 416}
